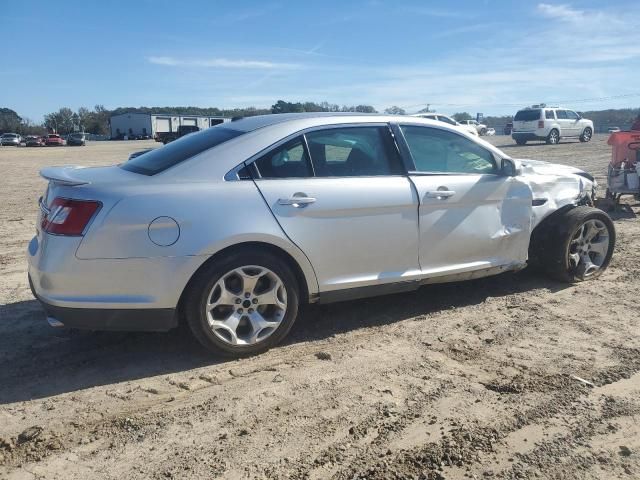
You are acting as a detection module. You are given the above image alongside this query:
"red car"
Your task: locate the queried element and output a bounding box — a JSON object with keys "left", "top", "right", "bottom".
{"left": 45, "top": 134, "right": 65, "bottom": 146}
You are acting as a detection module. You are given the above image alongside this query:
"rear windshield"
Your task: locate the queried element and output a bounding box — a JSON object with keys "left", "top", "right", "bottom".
{"left": 514, "top": 109, "right": 541, "bottom": 121}
{"left": 121, "top": 127, "right": 244, "bottom": 175}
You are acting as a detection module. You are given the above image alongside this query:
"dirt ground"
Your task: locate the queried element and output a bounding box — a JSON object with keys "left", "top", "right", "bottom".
{"left": 1, "top": 135, "right": 639, "bottom": 480}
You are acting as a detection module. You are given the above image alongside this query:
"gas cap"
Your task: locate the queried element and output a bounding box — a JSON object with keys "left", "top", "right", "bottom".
{"left": 148, "top": 216, "right": 180, "bottom": 246}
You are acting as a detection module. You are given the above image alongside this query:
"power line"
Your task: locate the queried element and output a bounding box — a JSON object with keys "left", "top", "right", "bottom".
{"left": 402, "top": 93, "right": 640, "bottom": 112}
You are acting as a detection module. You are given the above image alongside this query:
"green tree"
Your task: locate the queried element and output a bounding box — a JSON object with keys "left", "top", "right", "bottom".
{"left": 384, "top": 106, "right": 406, "bottom": 115}
{"left": 452, "top": 112, "right": 473, "bottom": 122}
{"left": 0, "top": 108, "right": 22, "bottom": 133}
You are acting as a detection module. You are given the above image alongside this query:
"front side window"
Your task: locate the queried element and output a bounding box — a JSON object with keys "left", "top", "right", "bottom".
{"left": 400, "top": 125, "right": 497, "bottom": 174}
{"left": 305, "top": 126, "right": 402, "bottom": 177}
{"left": 254, "top": 136, "right": 312, "bottom": 179}
{"left": 566, "top": 110, "right": 579, "bottom": 120}
{"left": 556, "top": 110, "right": 568, "bottom": 120}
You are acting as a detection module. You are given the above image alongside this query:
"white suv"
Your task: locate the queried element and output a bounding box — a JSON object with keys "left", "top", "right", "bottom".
{"left": 411, "top": 113, "right": 478, "bottom": 136}
{"left": 458, "top": 119, "right": 488, "bottom": 136}
{"left": 512, "top": 105, "right": 594, "bottom": 145}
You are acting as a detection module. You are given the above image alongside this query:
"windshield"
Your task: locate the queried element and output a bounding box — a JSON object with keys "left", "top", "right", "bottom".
{"left": 121, "top": 127, "right": 244, "bottom": 175}
{"left": 514, "top": 109, "right": 541, "bottom": 121}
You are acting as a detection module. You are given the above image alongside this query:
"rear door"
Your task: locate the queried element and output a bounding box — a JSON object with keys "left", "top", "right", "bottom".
{"left": 555, "top": 110, "right": 570, "bottom": 137}
{"left": 252, "top": 125, "right": 420, "bottom": 293}
{"left": 397, "top": 124, "right": 532, "bottom": 277}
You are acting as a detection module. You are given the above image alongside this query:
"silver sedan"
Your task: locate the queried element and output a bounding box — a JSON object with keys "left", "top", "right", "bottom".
{"left": 28, "top": 113, "right": 615, "bottom": 356}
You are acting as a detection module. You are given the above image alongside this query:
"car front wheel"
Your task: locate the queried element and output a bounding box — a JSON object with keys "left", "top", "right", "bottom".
{"left": 580, "top": 127, "right": 593, "bottom": 142}
{"left": 539, "top": 207, "right": 615, "bottom": 282}
{"left": 184, "top": 251, "right": 300, "bottom": 357}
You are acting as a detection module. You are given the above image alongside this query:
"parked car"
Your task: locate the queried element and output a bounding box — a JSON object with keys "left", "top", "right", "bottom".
{"left": 1, "top": 133, "right": 21, "bottom": 146}
{"left": 25, "top": 135, "right": 46, "bottom": 147}
{"left": 504, "top": 122, "right": 513, "bottom": 135}
{"left": 45, "top": 134, "right": 65, "bottom": 146}
{"left": 156, "top": 125, "right": 200, "bottom": 144}
{"left": 67, "top": 132, "right": 86, "bottom": 146}
{"left": 411, "top": 113, "right": 478, "bottom": 136}
{"left": 458, "top": 119, "right": 489, "bottom": 135}
{"left": 29, "top": 113, "right": 614, "bottom": 357}
{"left": 485, "top": 128, "right": 496, "bottom": 136}
{"left": 512, "top": 105, "right": 594, "bottom": 145}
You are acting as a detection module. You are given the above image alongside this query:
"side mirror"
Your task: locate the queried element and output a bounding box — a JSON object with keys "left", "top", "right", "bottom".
{"left": 502, "top": 158, "right": 521, "bottom": 177}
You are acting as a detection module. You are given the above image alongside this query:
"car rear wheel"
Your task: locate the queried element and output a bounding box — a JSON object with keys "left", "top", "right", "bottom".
{"left": 184, "top": 251, "right": 299, "bottom": 357}
{"left": 538, "top": 207, "right": 615, "bottom": 282}
{"left": 515, "top": 138, "right": 527, "bottom": 145}
{"left": 546, "top": 129, "right": 560, "bottom": 145}
{"left": 480, "top": 128, "right": 487, "bottom": 136}
{"left": 580, "top": 127, "right": 592, "bottom": 142}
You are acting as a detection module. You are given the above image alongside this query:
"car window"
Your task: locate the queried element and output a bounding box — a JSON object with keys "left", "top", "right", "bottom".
{"left": 545, "top": 110, "right": 555, "bottom": 120}
{"left": 400, "top": 125, "right": 498, "bottom": 175}
{"left": 121, "top": 127, "right": 244, "bottom": 176}
{"left": 305, "top": 126, "right": 402, "bottom": 177}
{"left": 437, "top": 115, "right": 457, "bottom": 126}
{"left": 566, "top": 110, "right": 579, "bottom": 120}
{"left": 514, "top": 109, "right": 541, "bottom": 121}
{"left": 556, "top": 110, "right": 568, "bottom": 120}
{"left": 254, "top": 136, "right": 313, "bottom": 179}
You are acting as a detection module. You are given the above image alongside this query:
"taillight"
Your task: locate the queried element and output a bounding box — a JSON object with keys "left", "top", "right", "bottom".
{"left": 538, "top": 120, "right": 544, "bottom": 128}
{"left": 41, "top": 197, "right": 101, "bottom": 235}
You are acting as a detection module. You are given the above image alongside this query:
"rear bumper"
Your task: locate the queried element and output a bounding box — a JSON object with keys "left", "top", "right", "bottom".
{"left": 29, "top": 275, "right": 177, "bottom": 331}
{"left": 512, "top": 132, "right": 546, "bottom": 141}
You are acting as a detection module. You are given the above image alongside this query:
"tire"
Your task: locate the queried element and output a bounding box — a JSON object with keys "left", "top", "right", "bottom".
{"left": 184, "top": 250, "right": 300, "bottom": 357}
{"left": 480, "top": 128, "right": 487, "bottom": 136}
{"left": 515, "top": 138, "right": 527, "bottom": 145}
{"left": 546, "top": 129, "right": 560, "bottom": 145}
{"left": 580, "top": 127, "right": 592, "bottom": 143}
{"left": 536, "top": 206, "right": 615, "bottom": 283}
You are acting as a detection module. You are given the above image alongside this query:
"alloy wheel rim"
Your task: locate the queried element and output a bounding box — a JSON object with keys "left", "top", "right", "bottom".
{"left": 205, "top": 265, "right": 287, "bottom": 346}
{"left": 584, "top": 129, "right": 592, "bottom": 140}
{"left": 550, "top": 131, "right": 559, "bottom": 143}
{"left": 567, "top": 219, "right": 610, "bottom": 279}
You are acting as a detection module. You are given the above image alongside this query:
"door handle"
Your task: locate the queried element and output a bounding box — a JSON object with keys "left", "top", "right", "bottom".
{"left": 425, "top": 190, "right": 456, "bottom": 199}
{"left": 278, "top": 195, "right": 316, "bottom": 207}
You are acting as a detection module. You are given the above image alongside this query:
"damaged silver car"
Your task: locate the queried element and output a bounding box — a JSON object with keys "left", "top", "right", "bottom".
{"left": 28, "top": 113, "right": 615, "bottom": 356}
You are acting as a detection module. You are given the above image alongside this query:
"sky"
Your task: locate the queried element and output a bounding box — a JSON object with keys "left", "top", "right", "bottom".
{"left": 2, "top": 0, "right": 640, "bottom": 121}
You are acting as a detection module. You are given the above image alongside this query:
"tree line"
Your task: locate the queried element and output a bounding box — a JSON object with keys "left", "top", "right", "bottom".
{"left": 1, "top": 103, "right": 638, "bottom": 136}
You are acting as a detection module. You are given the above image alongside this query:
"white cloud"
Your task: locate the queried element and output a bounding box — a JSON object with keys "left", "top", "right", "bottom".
{"left": 537, "top": 3, "right": 584, "bottom": 22}
{"left": 147, "top": 56, "right": 300, "bottom": 70}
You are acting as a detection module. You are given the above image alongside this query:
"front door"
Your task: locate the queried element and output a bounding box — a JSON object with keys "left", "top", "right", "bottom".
{"left": 252, "top": 125, "right": 421, "bottom": 292}
{"left": 398, "top": 124, "right": 532, "bottom": 277}
{"left": 565, "top": 110, "right": 582, "bottom": 136}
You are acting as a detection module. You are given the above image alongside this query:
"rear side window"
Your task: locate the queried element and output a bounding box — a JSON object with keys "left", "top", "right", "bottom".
{"left": 121, "top": 127, "right": 243, "bottom": 175}
{"left": 545, "top": 110, "right": 555, "bottom": 120}
{"left": 400, "top": 125, "right": 497, "bottom": 174}
{"left": 254, "top": 136, "right": 313, "bottom": 178}
{"left": 514, "top": 109, "right": 541, "bottom": 121}
{"left": 556, "top": 110, "right": 568, "bottom": 119}
{"left": 305, "top": 127, "right": 403, "bottom": 177}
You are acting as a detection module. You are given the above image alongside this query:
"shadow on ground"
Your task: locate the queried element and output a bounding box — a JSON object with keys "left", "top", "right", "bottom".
{"left": 0, "top": 269, "right": 567, "bottom": 404}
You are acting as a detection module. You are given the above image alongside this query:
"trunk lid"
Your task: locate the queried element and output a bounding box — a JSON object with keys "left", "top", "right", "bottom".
{"left": 513, "top": 109, "right": 542, "bottom": 132}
